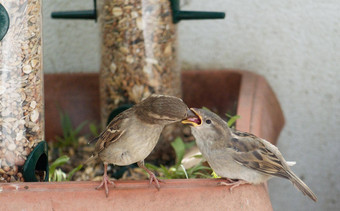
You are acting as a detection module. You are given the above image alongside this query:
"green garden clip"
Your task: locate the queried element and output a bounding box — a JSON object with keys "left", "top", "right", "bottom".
{"left": 23, "top": 141, "right": 49, "bottom": 182}
{"left": 51, "top": 0, "right": 225, "bottom": 24}
{"left": 0, "top": 3, "right": 9, "bottom": 41}
{"left": 170, "top": 0, "right": 225, "bottom": 23}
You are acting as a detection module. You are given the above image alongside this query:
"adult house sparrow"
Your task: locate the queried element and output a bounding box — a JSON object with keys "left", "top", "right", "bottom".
{"left": 87, "top": 94, "right": 191, "bottom": 197}
{"left": 182, "top": 108, "right": 317, "bottom": 202}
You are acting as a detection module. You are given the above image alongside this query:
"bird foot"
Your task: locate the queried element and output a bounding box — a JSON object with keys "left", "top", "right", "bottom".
{"left": 148, "top": 172, "right": 164, "bottom": 190}
{"left": 218, "top": 179, "right": 248, "bottom": 193}
{"left": 137, "top": 161, "right": 164, "bottom": 190}
{"left": 96, "top": 175, "right": 115, "bottom": 197}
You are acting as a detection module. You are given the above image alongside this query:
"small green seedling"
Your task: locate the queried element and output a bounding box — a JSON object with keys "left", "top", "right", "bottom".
{"left": 145, "top": 137, "right": 212, "bottom": 179}
{"left": 49, "top": 155, "right": 83, "bottom": 182}
{"left": 89, "top": 122, "right": 101, "bottom": 137}
{"left": 225, "top": 113, "right": 240, "bottom": 128}
{"left": 54, "top": 110, "right": 87, "bottom": 151}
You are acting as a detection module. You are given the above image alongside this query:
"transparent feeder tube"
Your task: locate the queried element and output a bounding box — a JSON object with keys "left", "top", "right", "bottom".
{"left": 98, "top": 0, "right": 181, "bottom": 125}
{"left": 0, "top": 0, "right": 45, "bottom": 182}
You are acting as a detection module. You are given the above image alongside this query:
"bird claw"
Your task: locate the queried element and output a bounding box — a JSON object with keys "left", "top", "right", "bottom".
{"left": 137, "top": 161, "right": 164, "bottom": 190}
{"left": 148, "top": 172, "right": 164, "bottom": 190}
{"left": 218, "top": 179, "right": 248, "bottom": 193}
{"left": 96, "top": 175, "right": 115, "bottom": 197}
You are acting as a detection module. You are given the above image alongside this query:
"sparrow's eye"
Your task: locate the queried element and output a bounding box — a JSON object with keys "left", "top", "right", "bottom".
{"left": 206, "top": 119, "right": 212, "bottom": 124}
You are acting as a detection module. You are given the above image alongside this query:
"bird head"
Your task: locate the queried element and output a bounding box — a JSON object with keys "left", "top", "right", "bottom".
{"left": 135, "top": 94, "right": 191, "bottom": 125}
{"left": 182, "top": 108, "right": 231, "bottom": 140}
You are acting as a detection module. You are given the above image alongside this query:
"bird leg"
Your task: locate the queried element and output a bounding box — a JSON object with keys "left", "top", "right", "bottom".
{"left": 218, "top": 178, "right": 249, "bottom": 192}
{"left": 96, "top": 163, "right": 115, "bottom": 197}
{"left": 137, "top": 161, "right": 163, "bottom": 190}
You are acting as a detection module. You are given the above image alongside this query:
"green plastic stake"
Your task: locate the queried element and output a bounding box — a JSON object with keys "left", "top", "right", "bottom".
{"left": 51, "top": 0, "right": 97, "bottom": 21}
{"left": 23, "top": 141, "right": 49, "bottom": 182}
{"left": 170, "top": 0, "right": 225, "bottom": 23}
{"left": 0, "top": 3, "right": 9, "bottom": 41}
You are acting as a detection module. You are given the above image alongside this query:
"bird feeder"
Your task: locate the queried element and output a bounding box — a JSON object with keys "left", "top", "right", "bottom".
{"left": 0, "top": 1, "right": 48, "bottom": 182}
{"left": 51, "top": 0, "right": 225, "bottom": 126}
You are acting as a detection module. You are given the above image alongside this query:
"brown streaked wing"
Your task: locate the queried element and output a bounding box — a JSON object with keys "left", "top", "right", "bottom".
{"left": 230, "top": 135, "right": 290, "bottom": 179}
{"left": 94, "top": 109, "right": 131, "bottom": 153}
{"left": 95, "top": 129, "right": 125, "bottom": 154}
{"left": 229, "top": 132, "right": 261, "bottom": 152}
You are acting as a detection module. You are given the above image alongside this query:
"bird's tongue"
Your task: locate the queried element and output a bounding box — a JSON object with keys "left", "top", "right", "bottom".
{"left": 187, "top": 117, "right": 201, "bottom": 124}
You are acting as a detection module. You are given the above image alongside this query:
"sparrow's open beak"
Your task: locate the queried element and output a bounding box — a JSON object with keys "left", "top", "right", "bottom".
{"left": 182, "top": 108, "right": 202, "bottom": 126}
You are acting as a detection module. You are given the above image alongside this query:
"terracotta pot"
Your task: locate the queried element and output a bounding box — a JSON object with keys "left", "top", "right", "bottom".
{"left": 0, "top": 70, "right": 284, "bottom": 210}
{"left": 0, "top": 179, "right": 272, "bottom": 210}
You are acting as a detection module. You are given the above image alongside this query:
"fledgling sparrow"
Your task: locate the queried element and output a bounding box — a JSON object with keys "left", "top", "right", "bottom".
{"left": 87, "top": 94, "right": 191, "bottom": 197}
{"left": 182, "top": 108, "right": 317, "bottom": 202}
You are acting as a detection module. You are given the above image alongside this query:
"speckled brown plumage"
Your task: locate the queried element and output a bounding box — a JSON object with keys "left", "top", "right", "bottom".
{"left": 182, "top": 108, "right": 317, "bottom": 202}
{"left": 86, "top": 94, "right": 191, "bottom": 197}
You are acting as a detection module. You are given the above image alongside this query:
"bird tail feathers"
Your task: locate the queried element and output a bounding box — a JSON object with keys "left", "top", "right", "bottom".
{"left": 287, "top": 170, "right": 317, "bottom": 202}
{"left": 88, "top": 136, "right": 99, "bottom": 144}
{"left": 286, "top": 161, "right": 296, "bottom": 166}
{"left": 84, "top": 154, "right": 98, "bottom": 165}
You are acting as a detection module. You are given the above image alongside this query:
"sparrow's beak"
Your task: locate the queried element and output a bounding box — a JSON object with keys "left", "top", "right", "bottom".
{"left": 182, "top": 108, "right": 202, "bottom": 126}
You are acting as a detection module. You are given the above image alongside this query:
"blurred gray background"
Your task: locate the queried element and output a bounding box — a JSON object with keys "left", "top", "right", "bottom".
{"left": 43, "top": 0, "right": 340, "bottom": 210}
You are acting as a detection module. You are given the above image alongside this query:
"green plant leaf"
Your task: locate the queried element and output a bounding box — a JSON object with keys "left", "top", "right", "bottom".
{"left": 170, "top": 137, "right": 186, "bottom": 167}
{"left": 193, "top": 154, "right": 203, "bottom": 159}
{"left": 66, "top": 164, "right": 83, "bottom": 181}
{"left": 193, "top": 172, "right": 212, "bottom": 178}
{"left": 179, "top": 165, "right": 189, "bottom": 179}
{"left": 160, "top": 164, "right": 171, "bottom": 178}
{"left": 89, "top": 123, "right": 100, "bottom": 137}
{"left": 144, "top": 138, "right": 214, "bottom": 180}
{"left": 74, "top": 121, "right": 88, "bottom": 135}
{"left": 202, "top": 106, "right": 211, "bottom": 111}
{"left": 54, "top": 110, "right": 88, "bottom": 148}
{"left": 187, "top": 164, "right": 211, "bottom": 175}
{"left": 49, "top": 155, "right": 70, "bottom": 178}
{"left": 211, "top": 171, "right": 221, "bottom": 178}
{"left": 184, "top": 141, "right": 196, "bottom": 149}
{"left": 144, "top": 163, "right": 160, "bottom": 172}
{"left": 226, "top": 114, "right": 241, "bottom": 127}
{"left": 224, "top": 113, "right": 233, "bottom": 118}
{"left": 191, "top": 165, "right": 211, "bottom": 172}
{"left": 54, "top": 169, "right": 67, "bottom": 181}
{"left": 60, "top": 111, "right": 71, "bottom": 138}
